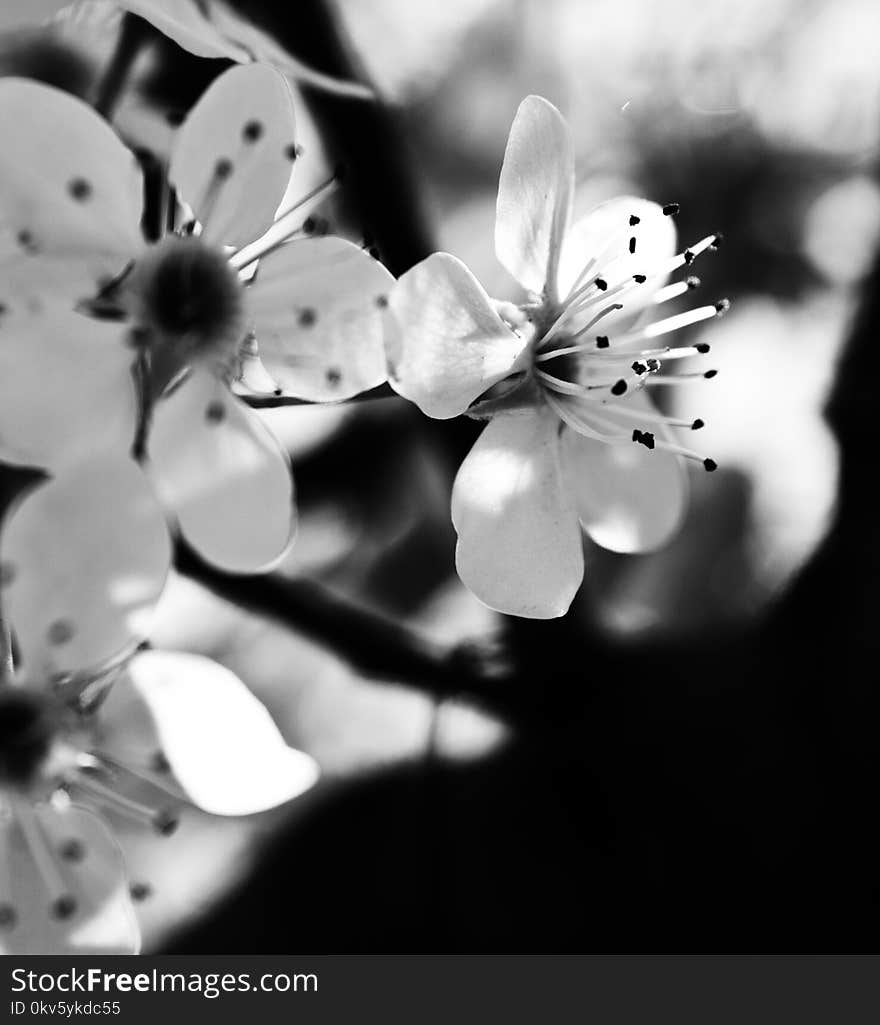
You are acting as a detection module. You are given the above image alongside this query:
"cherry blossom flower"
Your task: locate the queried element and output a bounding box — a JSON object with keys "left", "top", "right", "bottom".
{"left": 0, "top": 454, "right": 320, "bottom": 953}
{"left": 388, "top": 95, "right": 728, "bottom": 618}
{"left": 0, "top": 64, "right": 393, "bottom": 571}
{"left": 88, "top": 0, "right": 373, "bottom": 99}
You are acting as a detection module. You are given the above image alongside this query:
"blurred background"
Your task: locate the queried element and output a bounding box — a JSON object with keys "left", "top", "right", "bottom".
{"left": 1, "top": 0, "right": 878, "bottom": 949}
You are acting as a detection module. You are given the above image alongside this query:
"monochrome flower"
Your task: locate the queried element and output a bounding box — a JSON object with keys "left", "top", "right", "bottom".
{"left": 0, "top": 64, "right": 393, "bottom": 571}
{"left": 388, "top": 96, "right": 727, "bottom": 618}
{"left": 0, "top": 454, "right": 319, "bottom": 953}
{"left": 64, "top": 0, "right": 373, "bottom": 99}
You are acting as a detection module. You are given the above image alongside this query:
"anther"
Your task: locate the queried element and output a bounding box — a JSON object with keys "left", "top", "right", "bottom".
{"left": 629, "top": 237, "right": 637, "bottom": 254}
{"left": 714, "top": 299, "right": 730, "bottom": 316}
{"left": 51, "top": 895, "right": 77, "bottom": 920}
{"left": 633, "top": 274, "right": 646, "bottom": 283}
{"left": 683, "top": 249, "right": 695, "bottom": 264}
{"left": 691, "top": 418, "right": 705, "bottom": 430}
{"left": 611, "top": 379, "right": 628, "bottom": 396}
{"left": 703, "top": 458, "right": 718, "bottom": 472}
{"left": 663, "top": 203, "right": 680, "bottom": 216}
{"left": 154, "top": 810, "right": 179, "bottom": 836}
{"left": 704, "top": 369, "right": 718, "bottom": 379}
{"left": 214, "top": 158, "right": 233, "bottom": 180}
{"left": 284, "top": 143, "right": 300, "bottom": 161}
{"left": 47, "top": 620, "right": 74, "bottom": 646}
{"left": 0, "top": 904, "right": 16, "bottom": 929}
{"left": 629, "top": 214, "right": 641, "bottom": 226}
{"left": 632, "top": 429, "right": 655, "bottom": 450}
{"left": 68, "top": 177, "right": 92, "bottom": 201}
{"left": 242, "top": 120, "right": 263, "bottom": 143}
{"left": 695, "top": 343, "right": 710, "bottom": 353}
{"left": 710, "top": 233, "right": 724, "bottom": 250}
{"left": 632, "top": 361, "right": 647, "bottom": 375}
{"left": 130, "top": 882, "right": 152, "bottom": 902}
{"left": 596, "top": 336, "right": 609, "bottom": 349}
{"left": 686, "top": 276, "right": 701, "bottom": 290}
{"left": 595, "top": 278, "right": 608, "bottom": 291}
{"left": 204, "top": 401, "right": 226, "bottom": 424}
{"left": 60, "top": 839, "right": 85, "bottom": 862}
{"left": 645, "top": 358, "right": 661, "bottom": 372}
{"left": 375, "top": 294, "right": 389, "bottom": 309}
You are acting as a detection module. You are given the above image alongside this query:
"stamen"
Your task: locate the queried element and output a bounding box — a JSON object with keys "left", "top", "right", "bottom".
{"left": 596, "top": 398, "right": 705, "bottom": 430}
{"left": 646, "top": 369, "right": 718, "bottom": 385}
{"left": 229, "top": 172, "right": 340, "bottom": 272}
{"left": 582, "top": 408, "right": 719, "bottom": 468}
{"left": 10, "top": 799, "right": 76, "bottom": 918}
{"left": 652, "top": 278, "right": 699, "bottom": 305}
{"left": 610, "top": 304, "right": 722, "bottom": 347}
{"left": 71, "top": 772, "right": 178, "bottom": 835}
{"left": 537, "top": 304, "right": 624, "bottom": 356}
{"left": 92, "top": 751, "right": 185, "bottom": 801}
{"left": 196, "top": 158, "right": 235, "bottom": 230}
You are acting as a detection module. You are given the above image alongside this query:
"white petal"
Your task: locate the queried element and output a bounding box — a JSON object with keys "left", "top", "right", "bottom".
{"left": 451, "top": 408, "right": 583, "bottom": 618}
{"left": 0, "top": 307, "right": 137, "bottom": 470}
{"left": 557, "top": 197, "right": 677, "bottom": 327}
{"left": 1, "top": 455, "right": 171, "bottom": 678}
{"left": 495, "top": 95, "right": 574, "bottom": 299}
{"left": 388, "top": 253, "right": 526, "bottom": 419}
{"left": 559, "top": 393, "right": 689, "bottom": 553}
{"left": 0, "top": 803, "right": 139, "bottom": 954}
{"left": 0, "top": 77, "right": 142, "bottom": 283}
{"left": 170, "top": 63, "right": 296, "bottom": 248}
{"left": 246, "top": 237, "right": 394, "bottom": 401}
{"left": 99, "top": 650, "right": 320, "bottom": 816}
{"left": 147, "top": 368, "right": 294, "bottom": 572}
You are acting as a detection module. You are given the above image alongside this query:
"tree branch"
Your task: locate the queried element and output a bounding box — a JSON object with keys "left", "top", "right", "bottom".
{"left": 174, "top": 540, "right": 514, "bottom": 707}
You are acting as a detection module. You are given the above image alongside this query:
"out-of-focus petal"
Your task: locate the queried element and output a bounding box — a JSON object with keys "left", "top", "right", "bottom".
{"left": 1, "top": 456, "right": 171, "bottom": 679}
{"left": 388, "top": 253, "right": 526, "bottom": 419}
{"left": 112, "top": 0, "right": 373, "bottom": 98}
{"left": 206, "top": 1, "right": 374, "bottom": 100}
{"left": 451, "top": 408, "right": 583, "bottom": 618}
{"left": 116, "top": 0, "right": 252, "bottom": 59}
{"left": 0, "top": 802, "right": 139, "bottom": 954}
{"left": 170, "top": 63, "right": 296, "bottom": 249}
{"left": 0, "top": 77, "right": 142, "bottom": 284}
{"left": 246, "top": 237, "right": 394, "bottom": 401}
{"left": 99, "top": 650, "right": 320, "bottom": 816}
{"left": 0, "top": 308, "right": 137, "bottom": 470}
{"left": 557, "top": 197, "right": 677, "bottom": 330}
{"left": 146, "top": 368, "right": 294, "bottom": 572}
{"left": 559, "top": 393, "right": 689, "bottom": 553}
{"left": 495, "top": 95, "right": 574, "bottom": 300}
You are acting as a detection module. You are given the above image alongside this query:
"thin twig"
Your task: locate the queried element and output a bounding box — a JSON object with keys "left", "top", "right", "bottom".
{"left": 239, "top": 382, "right": 397, "bottom": 408}
{"left": 174, "top": 539, "right": 514, "bottom": 708}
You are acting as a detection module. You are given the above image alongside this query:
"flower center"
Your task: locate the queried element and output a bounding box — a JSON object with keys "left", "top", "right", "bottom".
{"left": 126, "top": 235, "right": 244, "bottom": 365}
{"left": 0, "top": 691, "right": 56, "bottom": 788}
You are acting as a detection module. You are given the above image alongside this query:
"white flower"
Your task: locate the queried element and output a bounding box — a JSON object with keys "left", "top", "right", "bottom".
{"left": 64, "top": 0, "right": 373, "bottom": 99}
{"left": 0, "top": 64, "right": 393, "bottom": 571}
{"left": 0, "top": 454, "right": 319, "bottom": 954}
{"left": 388, "top": 96, "right": 727, "bottom": 619}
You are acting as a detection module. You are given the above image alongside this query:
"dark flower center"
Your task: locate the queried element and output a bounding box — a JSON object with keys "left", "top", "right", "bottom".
{"left": 129, "top": 236, "right": 243, "bottom": 358}
{"left": 0, "top": 691, "right": 55, "bottom": 787}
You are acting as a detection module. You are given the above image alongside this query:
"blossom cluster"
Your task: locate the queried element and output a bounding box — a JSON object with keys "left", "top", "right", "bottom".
{"left": 0, "top": 0, "right": 726, "bottom": 952}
